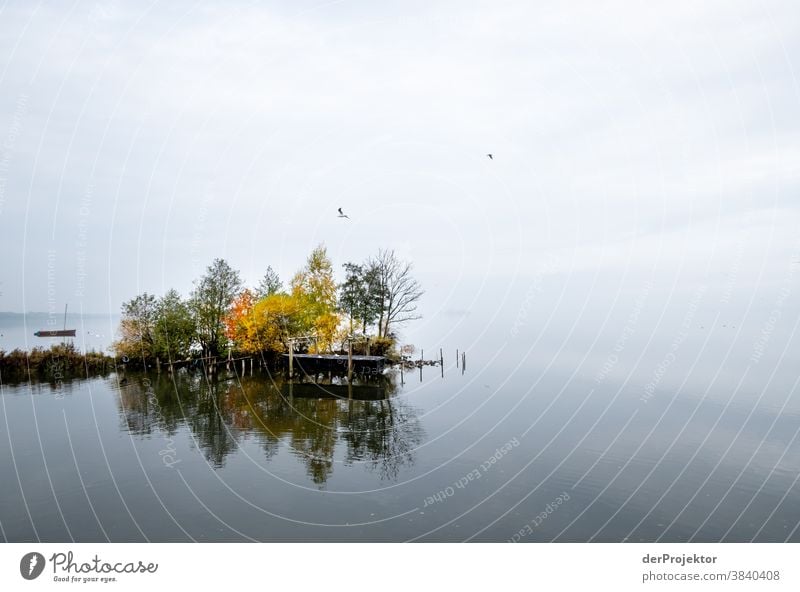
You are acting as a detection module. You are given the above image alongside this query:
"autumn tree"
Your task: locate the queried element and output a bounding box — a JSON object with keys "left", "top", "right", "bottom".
{"left": 290, "top": 245, "right": 340, "bottom": 351}
{"left": 224, "top": 289, "right": 259, "bottom": 354}
{"left": 191, "top": 258, "right": 243, "bottom": 358}
{"left": 291, "top": 245, "right": 336, "bottom": 314}
{"left": 224, "top": 289, "right": 309, "bottom": 355}
{"left": 252, "top": 293, "right": 306, "bottom": 352}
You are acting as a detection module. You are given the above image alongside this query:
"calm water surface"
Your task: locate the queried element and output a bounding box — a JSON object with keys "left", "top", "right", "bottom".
{"left": 3, "top": 278, "right": 800, "bottom": 544}
{"left": 0, "top": 313, "right": 119, "bottom": 354}
{"left": 2, "top": 320, "right": 799, "bottom": 542}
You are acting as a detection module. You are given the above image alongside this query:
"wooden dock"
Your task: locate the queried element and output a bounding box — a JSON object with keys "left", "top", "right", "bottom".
{"left": 282, "top": 353, "right": 386, "bottom": 376}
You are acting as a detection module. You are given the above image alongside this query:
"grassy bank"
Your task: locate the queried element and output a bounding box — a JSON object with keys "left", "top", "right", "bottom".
{"left": 0, "top": 342, "right": 115, "bottom": 382}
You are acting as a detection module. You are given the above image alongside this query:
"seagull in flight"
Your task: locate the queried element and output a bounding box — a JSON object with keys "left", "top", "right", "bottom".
{"left": 486, "top": 153, "right": 493, "bottom": 160}
{"left": 337, "top": 207, "right": 350, "bottom": 219}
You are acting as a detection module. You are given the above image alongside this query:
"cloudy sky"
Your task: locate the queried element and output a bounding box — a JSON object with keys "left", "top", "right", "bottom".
{"left": 0, "top": 0, "right": 798, "bottom": 346}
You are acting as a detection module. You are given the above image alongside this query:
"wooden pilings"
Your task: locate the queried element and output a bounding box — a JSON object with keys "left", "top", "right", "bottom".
{"left": 347, "top": 339, "right": 353, "bottom": 382}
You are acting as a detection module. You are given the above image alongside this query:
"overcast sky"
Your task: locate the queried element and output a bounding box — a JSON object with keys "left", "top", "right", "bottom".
{"left": 0, "top": 0, "right": 798, "bottom": 346}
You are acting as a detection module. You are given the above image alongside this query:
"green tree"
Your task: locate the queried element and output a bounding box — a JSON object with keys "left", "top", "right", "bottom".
{"left": 153, "top": 289, "right": 195, "bottom": 362}
{"left": 191, "top": 258, "right": 243, "bottom": 358}
{"left": 339, "top": 262, "right": 381, "bottom": 334}
{"left": 255, "top": 266, "right": 282, "bottom": 298}
{"left": 114, "top": 293, "right": 158, "bottom": 361}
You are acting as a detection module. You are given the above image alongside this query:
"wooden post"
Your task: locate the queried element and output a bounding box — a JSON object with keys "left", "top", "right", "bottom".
{"left": 419, "top": 349, "right": 423, "bottom": 382}
{"left": 242, "top": 359, "right": 245, "bottom": 374}
{"left": 289, "top": 342, "right": 294, "bottom": 378}
{"left": 347, "top": 338, "right": 353, "bottom": 382}
{"left": 250, "top": 358, "right": 253, "bottom": 376}
{"left": 365, "top": 338, "right": 370, "bottom": 357}
{"left": 440, "top": 348, "right": 444, "bottom": 378}
{"left": 456, "top": 349, "right": 459, "bottom": 368}
{"left": 462, "top": 352, "right": 466, "bottom": 374}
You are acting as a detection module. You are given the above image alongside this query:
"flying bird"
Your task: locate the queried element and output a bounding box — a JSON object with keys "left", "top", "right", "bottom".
{"left": 337, "top": 207, "right": 350, "bottom": 219}
{"left": 487, "top": 153, "right": 493, "bottom": 160}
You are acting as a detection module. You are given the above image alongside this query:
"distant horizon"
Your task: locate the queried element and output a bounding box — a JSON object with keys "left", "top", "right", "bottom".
{"left": 0, "top": 311, "right": 119, "bottom": 315}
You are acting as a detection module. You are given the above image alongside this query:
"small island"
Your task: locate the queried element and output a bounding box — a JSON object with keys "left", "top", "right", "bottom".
{"left": 0, "top": 244, "right": 424, "bottom": 382}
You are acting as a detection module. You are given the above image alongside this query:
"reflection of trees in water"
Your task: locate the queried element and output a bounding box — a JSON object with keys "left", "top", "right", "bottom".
{"left": 190, "top": 379, "right": 240, "bottom": 468}
{"left": 340, "top": 399, "right": 421, "bottom": 481}
{"left": 116, "top": 373, "right": 239, "bottom": 468}
{"left": 116, "top": 374, "right": 185, "bottom": 436}
{"left": 115, "top": 371, "right": 423, "bottom": 483}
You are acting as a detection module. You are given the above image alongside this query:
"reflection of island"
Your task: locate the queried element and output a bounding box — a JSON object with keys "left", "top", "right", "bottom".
{"left": 116, "top": 371, "right": 423, "bottom": 484}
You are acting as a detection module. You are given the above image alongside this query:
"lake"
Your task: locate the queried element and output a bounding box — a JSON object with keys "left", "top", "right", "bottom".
{"left": 2, "top": 306, "right": 799, "bottom": 542}
{"left": 0, "top": 312, "right": 119, "bottom": 355}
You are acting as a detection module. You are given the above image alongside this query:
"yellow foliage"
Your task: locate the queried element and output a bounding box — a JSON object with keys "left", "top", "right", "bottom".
{"left": 224, "top": 290, "right": 258, "bottom": 354}
{"left": 311, "top": 311, "right": 342, "bottom": 353}
{"left": 225, "top": 246, "right": 345, "bottom": 354}
{"left": 224, "top": 292, "right": 308, "bottom": 354}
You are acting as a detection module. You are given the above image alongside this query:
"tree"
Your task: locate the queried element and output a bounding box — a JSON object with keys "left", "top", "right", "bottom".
{"left": 370, "top": 249, "right": 424, "bottom": 338}
{"left": 291, "top": 245, "right": 337, "bottom": 314}
{"left": 153, "top": 289, "right": 195, "bottom": 362}
{"left": 290, "top": 245, "right": 340, "bottom": 350}
{"left": 250, "top": 293, "right": 306, "bottom": 352}
{"left": 114, "top": 293, "right": 158, "bottom": 361}
{"left": 339, "top": 262, "right": 363, "bottom": 333}
{"left": 224, "top": 289, "right": 259, "bottom": 354}
{"left": 339, "top": 262, "right": 381, "bottom": 334}
{"left": 223, "top": 291, "right": 307, "bottom": 355}
{"left": 191, "top": 258, "right": 243, "bottom": 358}
{"left": 255, "top": 266, "right": 282, "bottom": 298}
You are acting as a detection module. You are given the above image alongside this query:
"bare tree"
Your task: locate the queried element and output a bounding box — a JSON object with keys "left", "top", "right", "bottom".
{"left": 370, "top": 249, "right": 424, "bottom": 338}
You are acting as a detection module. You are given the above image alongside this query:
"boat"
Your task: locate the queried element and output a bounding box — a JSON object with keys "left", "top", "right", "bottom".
{"left": 34, "top": 329, "right": 77, "bottom": 337}
{"left": 34, "top": 304, "right": 76, "bottom": 339}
